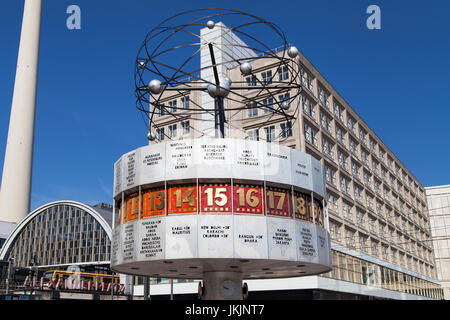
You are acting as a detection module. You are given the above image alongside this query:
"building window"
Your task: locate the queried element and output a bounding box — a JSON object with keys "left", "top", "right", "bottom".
{"left": 156, "top": 103, "right": 165, "bottom": 117}
{"left": 325, "top": 165, "right": 336, "bottom": 186}
{"left": 346, "top": 229, "right": 356, "bottom": 248}
{"left": 343, "top": 203, "right": 353, "bottom": 221}
{"left": 156, "top": 127, "right": 164, "bottom": 140}
{"left": 387, "top": 157, "right": 393, "bottom": 170}
{"left": 247, "top": 101, "right": 258, "bottom": 117}
{"left": 181, "top": 96, "right": 190, "bottom": 109}
{"left": 338, "top": 150, "right": 348, "bottom": 170}
{"left": 168, "top": 99, "right": 177, "bottom": 113}
{"left": 264, "top": 125, "right": 275, "bottom": 142}
{"left": 351, "top": 161, "right": 360, "bottom": 179}
{"left": 277, "top": 65, "right": 289, "bottom": 81}
{"left": 262, "top": 97, "right": 274, "bottom": 113}
{"left": 335, "top": 125, "right": 345, "bottom": 145}
{"left": 359, "top": 235, "right": 368, "bottom": 253}
{"left": 359, "top": 128, "right": 367, "bottom": 146}
{"left": 247, "top": 129, "right": 259, "bottom": 141}
{"left": 340, "top": 176, "right": 350, "bottom": 195}
{"left": 356, "top": 209, "right": 365, "bottom": 226}
{"left": 322, "top": 137, "right": 334, "bottom": 158}
{"left": 261, "top": 70, "right": 273, "bottom": 85}
{"left": 376, "top": 202, "right": 383, "bottom": 216}
{"left": 246, "top": 75, "right": 257, "bottom": 87}
{"left": 354, "top": 185, "right": 363, "bottom": 202}
{"left": 374, "top": 179, "right": 381, "bottom": 195}
{"left": 361, "top": 150, "right": 369, "bottom": 166}
{"left": 366, "top": 195, "right": 374, "bottom": 211}
{"left": 370, "top": 138, "right": 376, "bottom": 153}
{"left": 347, "top": 116, "right": 356, "bottom": 134}
{"left": 280, "top": 122, "right": 292, "bottom": 138}
{"left": 278, "top": 93, "right": 290, "bottom": 108}
{"left": 320, "top": 111, "right": 332, "bottom": 133}
{"left": 181, "top": 121, "right": 190, "bottom": 135}
{"left": 300, "top": 67, "right": 314, "bottom": 92}
{"left": 363, "top": 171, "right": 371, "bottom": 188}
{"left": 318, "top": 86, "right": 329, "bottom": 109}
{"left": 327, "top": 193, "right": 338, "bottom": 212}
{"left": 304, "top": 123, "right": 318, "bottom": 147}
{"left": 302, "top": 95, "right": 315, "bottom": 119}
{"left": 168, "top": 124, "right": 177, "bottom": 138}
{"left": 329, "top": 221, "right": 341, "bottom": 242}
{"left": 349, "top": 138, "right": 358, "bottom": 157}
{"left": 372, "top": 160, "right": 379, "bottom": 175}
{"left": 333, "top": 102, "right": 344, "bottom": 121}
{"left": 379, "top": 148, "right": 385, "bottom": 163}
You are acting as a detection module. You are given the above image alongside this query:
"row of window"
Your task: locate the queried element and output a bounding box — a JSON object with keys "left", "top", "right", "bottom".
{"left": 244, "top": 65, "right": 290, "bottom": 87}
{"left": 155, "top": 120, "right": 191, "bottom": 140}
{"left": 246, "top": 121, "right": 292, "bottom": 142}
{"left": 155, "top": 96, "right": 190, "bottom": 116}
{"left": 305, "top": 114, "right": 426, "bottom": 218}
{"left": 321, "top": 250, "right": 442, "bottom": 299}
{"left": 326, "top": 161, "right": 429, "bottom": 232}
{"left": 246, "top": 93, "right": 290, "bottom": 118}
{"left": 298, "top": 67, "right": 425, "bottom": 203}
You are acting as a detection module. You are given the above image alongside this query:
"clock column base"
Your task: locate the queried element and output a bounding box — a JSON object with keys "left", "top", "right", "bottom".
{"left": 201, "top": 271, "right": 243, "bottom": 300}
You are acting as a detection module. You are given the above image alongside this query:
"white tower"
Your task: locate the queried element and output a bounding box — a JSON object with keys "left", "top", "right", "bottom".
{"left": 0, "top": 0, "right": 42, "bottom": 225}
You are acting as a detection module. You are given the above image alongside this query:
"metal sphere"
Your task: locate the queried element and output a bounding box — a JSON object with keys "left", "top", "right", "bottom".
{"left": 207, "top": 77, "right": 231, "bottom": 98}
{"left": 206, "top": 20, "right": 215, "bottom": 29}
{"left": 147, "top": 132, "right": 157, "bottom": 141}
{"left": 240, "top": 62, "right": 252, "bottom": 76}
{"left": 148, "top": 79, "right": 162, "bottom": 95}
{"left": 139, "top": 60, "right": 146, "bottom": 69}
{"left": 287, "top": 46, "right": 299, "bottom": 58}
{"left": 281, "top": 100, "right": 290, "bottom": 110}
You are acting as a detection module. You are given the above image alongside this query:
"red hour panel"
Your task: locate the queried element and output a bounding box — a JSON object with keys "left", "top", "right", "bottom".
{"left": 167, "top": 185, "right": 198, "bottom": 214}
{"left": 141, "top": 188, "right": 166, "bottom": 217}
{"left": 265, "top": 187, "right": 292, "bottom": 218}
{"left": 313, "top": 198, "right": 324, "bottom": 226}
{"left": 294, "top": 191, "right": 312, "bottom": 222}
{"left": 233, "top": 184, "right": 264, "bottom": 215}
{"left": 125, "top": 193, "right": 140, "bottom": 223}
{"left": 200, "top": 184, "right": 232, "bottom": 213}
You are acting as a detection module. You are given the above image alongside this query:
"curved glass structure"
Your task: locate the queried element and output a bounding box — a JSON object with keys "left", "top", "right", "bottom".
{"left": 0, "top": 201, "right": 112, "bottom": 268}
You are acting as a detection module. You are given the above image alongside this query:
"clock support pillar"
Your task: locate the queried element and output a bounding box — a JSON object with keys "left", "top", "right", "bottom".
{"left": 200, "top": 271, "right": 244, "bottom": 300}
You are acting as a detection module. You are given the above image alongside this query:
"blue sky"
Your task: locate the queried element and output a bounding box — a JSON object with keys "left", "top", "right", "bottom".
{"left": 0, "top": 0, "right": 449, "bottom": 210}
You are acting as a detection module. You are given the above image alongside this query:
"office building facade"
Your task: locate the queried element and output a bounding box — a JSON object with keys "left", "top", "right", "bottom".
{"left": 425, "top": 185, "right": 450, "bottom": 299}
{"left": 145, "top": 23, "right": 443, "bottom": 299}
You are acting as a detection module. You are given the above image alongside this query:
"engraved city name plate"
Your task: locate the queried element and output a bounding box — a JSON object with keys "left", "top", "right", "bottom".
{"left": 165, "top": 215, "right": 198, "bottom": 259}
{"left": 290, "top": 150, "right": 313, "bottom": 191}
{"left": 316, "top": 225, "right": 332, "bottom": 267}
{"left": 233, "top": 215, "right": 268, "bottom": 259}
{"left": 194, "top": 138, "right": 233, "bottom": 178}
{"left": 165, "top": 139, "right": 196, "bottom": 181}
{"left": 232, "top": 139, "right": 264, "bottom": 181}
{"left": 267, "top": 217, "right": 297, "bottom": 261}
{"left": 296, "top": 220, "right": 319, "bottom": 263}
{"left": 139, "top": 143, "right": 166, "bottom": 186}
{"left": 121, "top": 220, "right": 137, "bottom": 263}
{"left": 136, "top": 217, "right": 165, "bottom": 261}
{"left": 311, "top": 156, "right": 325, "bottom": 198}
{"left": 123, "top": 149, "right": 140, "bottom": 191}
{"left": 111, "top": 227, "right": 122, "bottom": 266}
{"left": 263, "top": 143, "right": 292, "bottom": 186}
{"left": 198, "top": 214, "right": 233, "bottom": 258}
{"left": 113, "top": 158, "right": 123, "bottom": 197}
